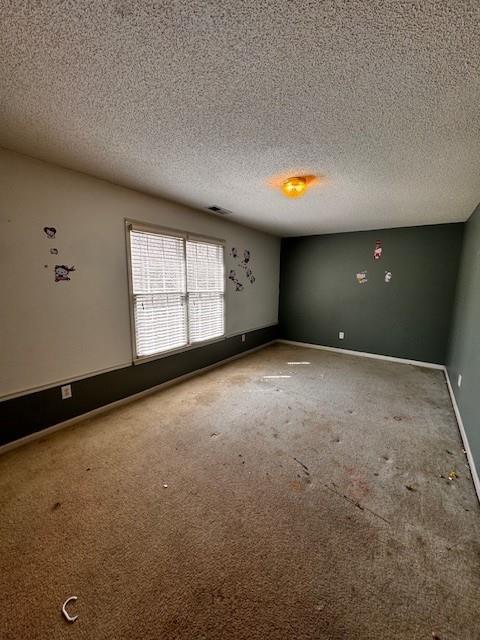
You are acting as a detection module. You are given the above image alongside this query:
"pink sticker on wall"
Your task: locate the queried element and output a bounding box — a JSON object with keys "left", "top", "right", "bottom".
{"left": 373, "top": 240, "right": 382, "bottom": 261}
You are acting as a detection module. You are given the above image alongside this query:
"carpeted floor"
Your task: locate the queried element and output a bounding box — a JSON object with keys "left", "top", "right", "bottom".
{"left": 1, "top": 343, "right": 479, "bottom": 639}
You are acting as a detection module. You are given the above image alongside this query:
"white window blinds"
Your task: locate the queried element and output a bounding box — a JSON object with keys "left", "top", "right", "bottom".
{"left": 130, "top": 230, "right": 187, "bottom": 356}
{"left": 186, "top": 240, "right": 225, "bottom": 343}
{"left": 129, "top": 226, "right": 224, "bottom": 359}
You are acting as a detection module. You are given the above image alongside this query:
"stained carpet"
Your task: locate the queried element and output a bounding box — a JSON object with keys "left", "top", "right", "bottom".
{"left": 1, "top": 344, "right": 479, "bottom": 639}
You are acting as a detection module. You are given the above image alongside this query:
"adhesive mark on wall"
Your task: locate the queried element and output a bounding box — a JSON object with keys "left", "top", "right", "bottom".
{"left": 229, "top": 247, "right": 256, "bottom": 289}
{"left": 43, "top": 226, "right": 57, "bottom": 239}
{"left": 228, "top": 269, "right": 244, "bottom": 291}
{"left": 356, "top": 270, "right": 368, "bottom": 284}
{"left": 238, "top": 250, "right": 255, "bottom": 282}
{"left": 50, "top": 248, "right": 58, "bottom": 255}
{"left": 384, "top": 271, "right": 392, "bottom": 283}
{"left": 241, "top": 249, "right": 251, "bottom": 266}
{"left": 55, "top": 265, "right": 75, "bottom": 282}
{"left": 373, "top": 240, "right": 382, "bottom": 261}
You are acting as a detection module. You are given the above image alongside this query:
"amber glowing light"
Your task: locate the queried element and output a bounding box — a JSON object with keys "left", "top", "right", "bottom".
{"left": 281, "top": 176, "right": 308, "bottom": 198}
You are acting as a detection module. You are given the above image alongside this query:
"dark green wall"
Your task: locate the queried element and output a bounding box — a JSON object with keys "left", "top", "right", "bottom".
{"left": 447, "top": 205, "right": 480, "bottom": 473}
{"left": 279, "top": 224, "right": 464, "bottom": 364}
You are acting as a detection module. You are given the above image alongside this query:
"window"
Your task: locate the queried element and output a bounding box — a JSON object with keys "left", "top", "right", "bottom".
{"left": 127, "top": 223, "right": 225, "bottom": 360}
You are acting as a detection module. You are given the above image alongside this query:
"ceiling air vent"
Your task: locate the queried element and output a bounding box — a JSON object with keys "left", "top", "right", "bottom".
{"left": 207, "top": 205, "right": 232, "bottom": 215}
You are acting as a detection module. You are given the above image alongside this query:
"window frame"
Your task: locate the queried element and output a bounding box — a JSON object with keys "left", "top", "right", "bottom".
{"left": 125, "top": 219, "right": 226, "bottom": 364}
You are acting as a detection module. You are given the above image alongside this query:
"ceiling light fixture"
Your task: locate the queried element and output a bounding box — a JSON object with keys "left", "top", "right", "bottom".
{"left": 281, "top": 176, "right": 308, "bottom": 198}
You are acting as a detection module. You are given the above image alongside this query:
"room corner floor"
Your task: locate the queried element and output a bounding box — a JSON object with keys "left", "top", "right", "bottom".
{"left": 1, "top": 344, "right": 479, "bottom": 639}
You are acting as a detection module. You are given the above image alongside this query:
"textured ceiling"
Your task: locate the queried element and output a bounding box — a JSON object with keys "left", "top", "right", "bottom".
{"left": 1, "top": 1, "right": 479, "bottom": 236}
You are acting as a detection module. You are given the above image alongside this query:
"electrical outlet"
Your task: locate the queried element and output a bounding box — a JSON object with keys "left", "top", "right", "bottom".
{"left": 339, "top": 331, "right": 345, "bottom": 340}
{"left": 457, "top": 374, "right": 462, "bottom": 388}
{"left": 241, "top": 334, "right": 246, "bottom": 343}
{"left": 61, "top": 384, "right": 72, "bottom": 400}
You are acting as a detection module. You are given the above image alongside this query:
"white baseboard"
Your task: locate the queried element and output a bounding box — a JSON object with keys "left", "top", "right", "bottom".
{"left": 277, "top": 339, "right": 445, "bottom": 370}
{"left": 0, "top": 341, "right": 275, "bottom": 456}
{"left": 444, "top": 369, "right": 480, "bottom": 505}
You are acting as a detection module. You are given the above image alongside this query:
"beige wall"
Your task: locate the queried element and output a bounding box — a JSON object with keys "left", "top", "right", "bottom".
{"left": 0, "top": 148, "right": 280, "bottom": 398}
